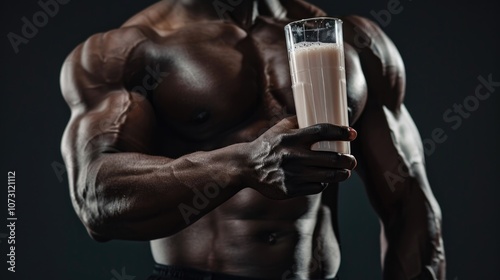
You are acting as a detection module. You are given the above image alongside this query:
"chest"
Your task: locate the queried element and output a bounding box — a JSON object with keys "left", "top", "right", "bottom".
{"left": 145, "top": 20, "right": 364, "bottom": 156}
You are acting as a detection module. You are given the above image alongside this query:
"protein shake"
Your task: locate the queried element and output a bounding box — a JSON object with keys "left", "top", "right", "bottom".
{"left": 285, "top": 18, "right": 350, "bottom": 154}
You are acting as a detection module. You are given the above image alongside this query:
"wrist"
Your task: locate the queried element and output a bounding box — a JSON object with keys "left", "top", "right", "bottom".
{"left": 225, "top": 142, "right": 254, "bottom": 190}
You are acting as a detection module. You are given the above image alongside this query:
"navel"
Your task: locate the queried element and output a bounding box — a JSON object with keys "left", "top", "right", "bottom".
{"left": 267, "top": 233, "right": 277, "bottom": 245}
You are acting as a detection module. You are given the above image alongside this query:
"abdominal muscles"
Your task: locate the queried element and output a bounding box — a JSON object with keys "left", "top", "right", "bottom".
{"left": 151, "top": 188, "right": 340, "bottom": 279}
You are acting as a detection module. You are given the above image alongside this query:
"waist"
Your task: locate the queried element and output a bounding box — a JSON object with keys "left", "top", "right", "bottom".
{"left": 151, "top": 206, "right": 340, "bottom": 279}
{"left": 148, "top": 263, "right": 339, "bottom": 280}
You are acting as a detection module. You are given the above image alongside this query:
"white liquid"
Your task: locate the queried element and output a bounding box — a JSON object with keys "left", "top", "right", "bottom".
{"left": 289, "top": 42, "right": 350, "bottom": 154}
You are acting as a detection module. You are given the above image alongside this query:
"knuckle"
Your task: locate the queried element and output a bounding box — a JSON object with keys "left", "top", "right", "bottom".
{"left": 326, "top": 171, "right": 337, "bottom": 181}
{"left": 275, "top": 133, "right": 285, "bottom": 145}
{"left": 281, "top": 150, "right": 295, "bottom": 163}
{"left": 279, "top": 129, "right": 299, "bottom": 143}
{"left": 285, "top": 186, "right": 299, "bottom": 197}
{"left": 279, "top": 132, "right": 293, "bottom": 144}
{"left": 330, "top": 152, "right": 341, "bottom": 163}
{"left": 283, "top": 169, "right": 297, "bottom": 184}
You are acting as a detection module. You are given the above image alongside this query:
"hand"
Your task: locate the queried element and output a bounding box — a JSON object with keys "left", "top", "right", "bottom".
{"left": 245, "top": 117, "right": 357, "bottom": 200}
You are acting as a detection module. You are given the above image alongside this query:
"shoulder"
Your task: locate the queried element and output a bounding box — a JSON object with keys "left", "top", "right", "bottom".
{"left": 60, "top": 26, "right": 151, "bottom": 108}
{"left": 341, "top": 15, "right": 406, "bottom": 111}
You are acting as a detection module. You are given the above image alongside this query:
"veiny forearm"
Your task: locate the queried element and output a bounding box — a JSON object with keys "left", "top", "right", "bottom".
{"left": 381, "top": 171, "right": 445, "bottom": 280}
{"left": 74, "top": 143, "right": 249, "bottom": 241}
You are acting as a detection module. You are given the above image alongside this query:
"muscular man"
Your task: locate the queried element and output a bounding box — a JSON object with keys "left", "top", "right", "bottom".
{"left": 60, "top": 1, "right": 445, "bottom": 279}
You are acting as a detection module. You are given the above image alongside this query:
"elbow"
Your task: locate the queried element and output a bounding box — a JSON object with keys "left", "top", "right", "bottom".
{"left": 86, "top": 227, "right": 111, "bottom": 242}
{"left": 77, "top": 202, "right": 114, "bottom": 242}
{"left": 81, "top": 212, "right": 113, "bottom": 242}
{"left": 71, "top": 178, "right": 115, "bottom": 242}
{"left": 88, "top": 230, "right": 112, "bottom": 242}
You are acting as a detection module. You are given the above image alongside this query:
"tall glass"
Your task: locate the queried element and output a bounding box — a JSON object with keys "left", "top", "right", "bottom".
{"left": 285, "top": 18, "right": 350, "bottom": 154}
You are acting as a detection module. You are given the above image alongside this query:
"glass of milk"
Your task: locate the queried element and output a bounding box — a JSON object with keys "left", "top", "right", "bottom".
{"left": 285, "top": 18, "right": 350, "bottom": 154}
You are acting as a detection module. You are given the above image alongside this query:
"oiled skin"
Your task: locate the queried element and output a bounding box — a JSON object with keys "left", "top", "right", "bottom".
{"left": 60, "top": 1, "right": 445, "bottom": 279}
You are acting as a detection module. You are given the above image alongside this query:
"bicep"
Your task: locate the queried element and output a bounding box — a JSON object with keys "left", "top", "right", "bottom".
{"left": 61, "top": 83, "right": 157, "bottom": 223}
{"left": 60, "top": 27, "right": 156, "bottom": 168}
{"left": 63, "top": 90, "right": 156, "bottom": 162}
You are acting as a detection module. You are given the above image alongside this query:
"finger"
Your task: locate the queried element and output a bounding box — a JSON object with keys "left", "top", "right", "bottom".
{"left": 286, "top": 168, "right": 351, "bottom": 184}
{"left": 290, "top": 123, "right": 357, "bottom": 145}
{"left": 284, "top": 151, "right": 357, "bottom": 170}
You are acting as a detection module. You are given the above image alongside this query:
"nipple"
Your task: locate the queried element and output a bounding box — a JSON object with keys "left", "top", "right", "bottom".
{"left": 191, "top": 110, "right": 210, "bottom": 124}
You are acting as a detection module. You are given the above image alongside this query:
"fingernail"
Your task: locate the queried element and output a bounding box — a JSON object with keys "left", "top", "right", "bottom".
{"left": 348, "top": 127, "right": 357, "bottom": 141}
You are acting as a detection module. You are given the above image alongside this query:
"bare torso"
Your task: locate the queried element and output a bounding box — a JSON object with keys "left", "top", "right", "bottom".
{"left": 61, "top": 0, "right": 446, "bottom": 278}
{"left": 110, "top": 2, "right": 368, "bottom": 278}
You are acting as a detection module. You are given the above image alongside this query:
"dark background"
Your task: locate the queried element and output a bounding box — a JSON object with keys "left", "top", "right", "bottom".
{"left": 1, "top": 0, "right": 499, "bottom": 279}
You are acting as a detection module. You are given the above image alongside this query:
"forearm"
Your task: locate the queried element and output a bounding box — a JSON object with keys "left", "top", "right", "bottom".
{"left": 74, "top": 143, "right": 249, "bottom": 241}
{"left": 381, "top": 173, "right": 445, "bottom": 280}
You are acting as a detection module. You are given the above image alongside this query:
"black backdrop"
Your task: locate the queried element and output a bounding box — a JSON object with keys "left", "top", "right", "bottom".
{"left": 1, "top": 0, "right": 499, "bottom": 279}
